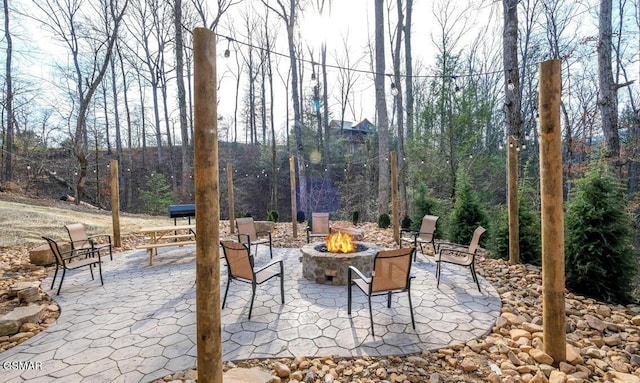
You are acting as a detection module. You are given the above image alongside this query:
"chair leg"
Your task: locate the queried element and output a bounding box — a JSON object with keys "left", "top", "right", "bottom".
{"left": 97, "top": 261, "right": 103, "bottom": 285}
{"left": 222, "top": 279, "right": 231, "bottom": 308}
{"left": 470, "top": 263, "right": 481, "bottom": 292}
{"left": 368, "top": 296, "right": 374, "bottom": 337}
{"left": 279, "top": 272, "right": 285, "bottom": 304}
{"left": 407, "top": 289, "right": 416, "bottom": 329}
{"left": 248, "top": 283, "right": 257, "bottom": 319}
{"left": 56, "top": 269, "right": 67, "bottom": 295}
{"left": 50, "top": 267, "right": 59, "bottom": 290}
{"left": 269, "top": 241, "right": 273, "bottom": 259}
{"left": 89, "top": 263, "right": 95, "bottom": 280}
{"left": 387, "top": 291, "right": 392, "bottom": 308}
{"left": 347, "top": 269, "right": 352, "bottom": 315}
{"left": 436, "top": 261, "right": 442, "bottom": 289}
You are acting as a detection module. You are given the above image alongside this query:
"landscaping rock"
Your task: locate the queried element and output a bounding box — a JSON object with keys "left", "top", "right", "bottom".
{"left": 223, "top": 367, "right": 273, "bottom": 383}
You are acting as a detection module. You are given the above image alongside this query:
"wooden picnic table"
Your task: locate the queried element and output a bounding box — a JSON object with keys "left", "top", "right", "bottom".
{"left": 136, "top": 224, "right": 196, "bottom": 266}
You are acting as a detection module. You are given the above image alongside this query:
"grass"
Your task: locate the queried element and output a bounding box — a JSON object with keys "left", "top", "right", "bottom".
{"left": 0, "top": 199, "right": 173, "bottom": 247}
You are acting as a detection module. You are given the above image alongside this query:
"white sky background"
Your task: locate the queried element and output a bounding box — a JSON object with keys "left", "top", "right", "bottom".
{"left": 9, "top": 0, "right": 633, "bottom": 147}
{"left": 213, "top": 0, "right": 499, "bottom": 142}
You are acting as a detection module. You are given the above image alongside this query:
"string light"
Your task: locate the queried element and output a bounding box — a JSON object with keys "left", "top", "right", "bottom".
{"left": 224, "top": 37, "right": 232, "bottom": 58}
{"left": 451, "top": 76, "right": 461, "bottom": 96}
{"left": 388, "top": 75, "right": 398, "bottom": 96}
{"left": 507, "top": 69, "right": 515, "bottom": 91}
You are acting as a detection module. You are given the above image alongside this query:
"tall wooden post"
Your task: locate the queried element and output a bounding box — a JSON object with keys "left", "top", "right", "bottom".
{"left": 110, "top": 160, "right": 121, "bottom": 247}
{"left": 391, "top": 151, "right": 399, "bottom": 244}
{"left": 193, "top": 27, "right": 222, "bottom": 383}
{"left": 227, "top": 163, "right": 234, "bottom": 234}
{"left": 507, "top": 135, "right": 519, "bottom": 264}
{"left": 539, "top": 59, "right": 566, "bottom": 365}
{"left": 290, "top": 155, "right": 297, "bottom": 238}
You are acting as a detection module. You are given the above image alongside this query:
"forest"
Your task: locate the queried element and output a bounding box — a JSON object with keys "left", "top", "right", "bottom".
{"left": 0, "top": 0, "right": 639, "bottom": 237}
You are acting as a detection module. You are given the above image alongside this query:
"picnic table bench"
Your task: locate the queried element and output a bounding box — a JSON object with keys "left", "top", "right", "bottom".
{"left": 136, "top": 224, "right": 196, "bottom": 266}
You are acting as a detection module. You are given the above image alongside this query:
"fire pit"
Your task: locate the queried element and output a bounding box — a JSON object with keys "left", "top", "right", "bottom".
{"left": 300, "top": 232, "right": 381, "bottom": 285}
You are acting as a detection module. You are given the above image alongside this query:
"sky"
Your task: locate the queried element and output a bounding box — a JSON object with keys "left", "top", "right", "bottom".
{"left": 212, "top": 0, "right": 498, "bottom": 141}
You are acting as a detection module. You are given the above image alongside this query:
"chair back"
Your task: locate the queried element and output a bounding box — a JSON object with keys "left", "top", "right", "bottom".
{"left": 310, "top": 212, "right": 330, "bottom": 235}
{"left": 65, "top": 223, "right": 91, "bottom": 250}
{"left": 220, "top": 240, "right": 254, "bottom": 281}
{"left": 236, "top": 217, "right": 258, "bottom": 242}
{"left": 371, "top": 247, "right": 414, "bottom": 293}
{"left": 468, "top": 226, "right": 487, "bottom": 254}
{"left": 42, "top": 237, "right": 65, "bottom": 266}
{"left": 418, "top": 215, "right": 439, "bottom": 240}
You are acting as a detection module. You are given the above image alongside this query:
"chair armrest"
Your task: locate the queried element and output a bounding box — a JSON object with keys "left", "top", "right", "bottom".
{"left": 437, "top": 247, "right": 475, "bottom": 264}
{"left": 256, "top": 230, "right": 271, "bottom": 239}
{"left": 348, "top": 266, "right": 371, "bottom": 284}
{"left": 237, "top": 233, "right": 250, "bottom": 244}
{"left": 436, "top": 240, "right": 463, "bottom": 252}
{"left": 88, "top": 234, "right": 112, "bottom": 243}
{"left": 256, "top": 259, "right": 283, "bottom": 273}
{"left": 62, "top": 248, "right": 102, "bottom": 262}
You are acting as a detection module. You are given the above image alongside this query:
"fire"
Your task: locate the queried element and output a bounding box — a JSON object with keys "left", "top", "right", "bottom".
{"left": 326, "top": 231, "right": 355, "bottom": 253}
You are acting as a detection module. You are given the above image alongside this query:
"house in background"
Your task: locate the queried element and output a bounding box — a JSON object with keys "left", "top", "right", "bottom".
{"left": 328, "top": 118, "right": 375, "bottom": 152}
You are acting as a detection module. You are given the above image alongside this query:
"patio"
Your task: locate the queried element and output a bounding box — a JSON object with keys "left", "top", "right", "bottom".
{"left": 0, "top": 245, "right": 501, "bottom": 383}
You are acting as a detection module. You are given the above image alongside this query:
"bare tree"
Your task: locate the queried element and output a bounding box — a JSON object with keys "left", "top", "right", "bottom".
{"left": 31, "top": 0, "right": 129, "bottom": 204}
{"left": 598, "top": 0, "right": 620, "bottom": 160}
{"left": 262, "top": 0, "right": 309, "bottom": 213}
{"left": 3, "top": 0, "right": 14, "bottom": 181}
{"left": 375, "top": 0, "right": 391, "bottom": 215}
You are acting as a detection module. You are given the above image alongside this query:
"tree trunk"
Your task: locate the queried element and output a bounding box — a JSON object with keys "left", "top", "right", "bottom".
{"left": 503, "top": 0, "right": 521, "bottom": 264}
{"left": 3, "top": 0, "right": 13, "bottom": 182}
{"left": 394, "top": 0, "right": 407, "bottom": 220}
{"left": 174, "top": 0, "right": 191, "bottom": 197}
{"left": 597, "top": 0, "right": 620, "bottom": 160}
{"left": 375, "top": 0, "right": 391, "bottom": 215}
{"left": 404, "top": 0, "right": 413, "bottom": 138}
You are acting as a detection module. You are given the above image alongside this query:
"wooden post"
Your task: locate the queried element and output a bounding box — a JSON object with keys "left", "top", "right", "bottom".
{"left": 290, "top": 155, "right": 297, "bottom": 238}
{"left": 391, "top": 151, "right": 399, "bottom": 244}
{"left": 110, "top": 160, "right": 121, "bottom": 247}
{"left": 227, "top": 163, "right": 234, "bottom": 234}
{"left": 507, "top": 135, "right": 519, "bottom": 264}
{"left": 539, "top": 58, "right": 566, "bottom": 365}
{"left": 193, "top": 27, "right": 222, "bottom": 383}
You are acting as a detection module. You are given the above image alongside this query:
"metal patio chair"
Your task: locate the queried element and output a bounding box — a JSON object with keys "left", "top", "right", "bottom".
{"left": 43, "top": 236, "right": 103, "bottom": 295}
{"left": 347, "top": 247, "right": 416, "bottom": 336}
{"left": 220, "top": 240, "right": 284, "bottom": 319}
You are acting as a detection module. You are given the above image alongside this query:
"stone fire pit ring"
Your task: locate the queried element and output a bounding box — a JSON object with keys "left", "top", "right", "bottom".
{"left": 300, "top": 242, "right": 381, "bottom": 286}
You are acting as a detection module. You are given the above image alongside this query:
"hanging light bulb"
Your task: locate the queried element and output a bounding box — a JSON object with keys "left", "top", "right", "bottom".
{"left": 224, "top": 37, "right": 231, "bottom": 58}
{"left": 451, "top": 76, "right": 462, "bottom": 96}
{"left": 390, "top": 82, "right": 399, "bottom": 96}
{"left": 311, "top": 67, "right": 316, "bottom": 81}
{"left": 507, "top": 69, "right": 515, "bottom": 91}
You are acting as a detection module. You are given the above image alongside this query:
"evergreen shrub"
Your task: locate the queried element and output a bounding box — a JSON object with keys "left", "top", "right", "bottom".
{"left": 492, "top": 178, "right": 541, "bottom": 265}
{"left": 267, "top": 210, "right": 279, "bottom": 222}
{"left": 140, "top": 174, "right": 176, "bottom": 215}
{"left": 296, "top": 211, "right": 306, "bottom": 223}
{"left": 565, "top": 163, "right": 638, "bottom": 303}
{"left": 377, "top": 213, "right": 391, "bottom": 229}
{"left": 352, "top": 211, "right": 360, "bottom": 226}
{"left": 448, "top": 167, "right": 489, "bottom": 245}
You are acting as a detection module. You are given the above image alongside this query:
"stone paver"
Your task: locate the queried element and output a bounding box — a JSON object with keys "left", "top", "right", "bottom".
{"left": 0, "top": 245, "right": 501, "bottom": 382}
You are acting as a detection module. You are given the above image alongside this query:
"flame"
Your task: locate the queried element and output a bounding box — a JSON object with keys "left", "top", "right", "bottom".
{"left": 326, "top": 231, "right": 355, "bottom": 253}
